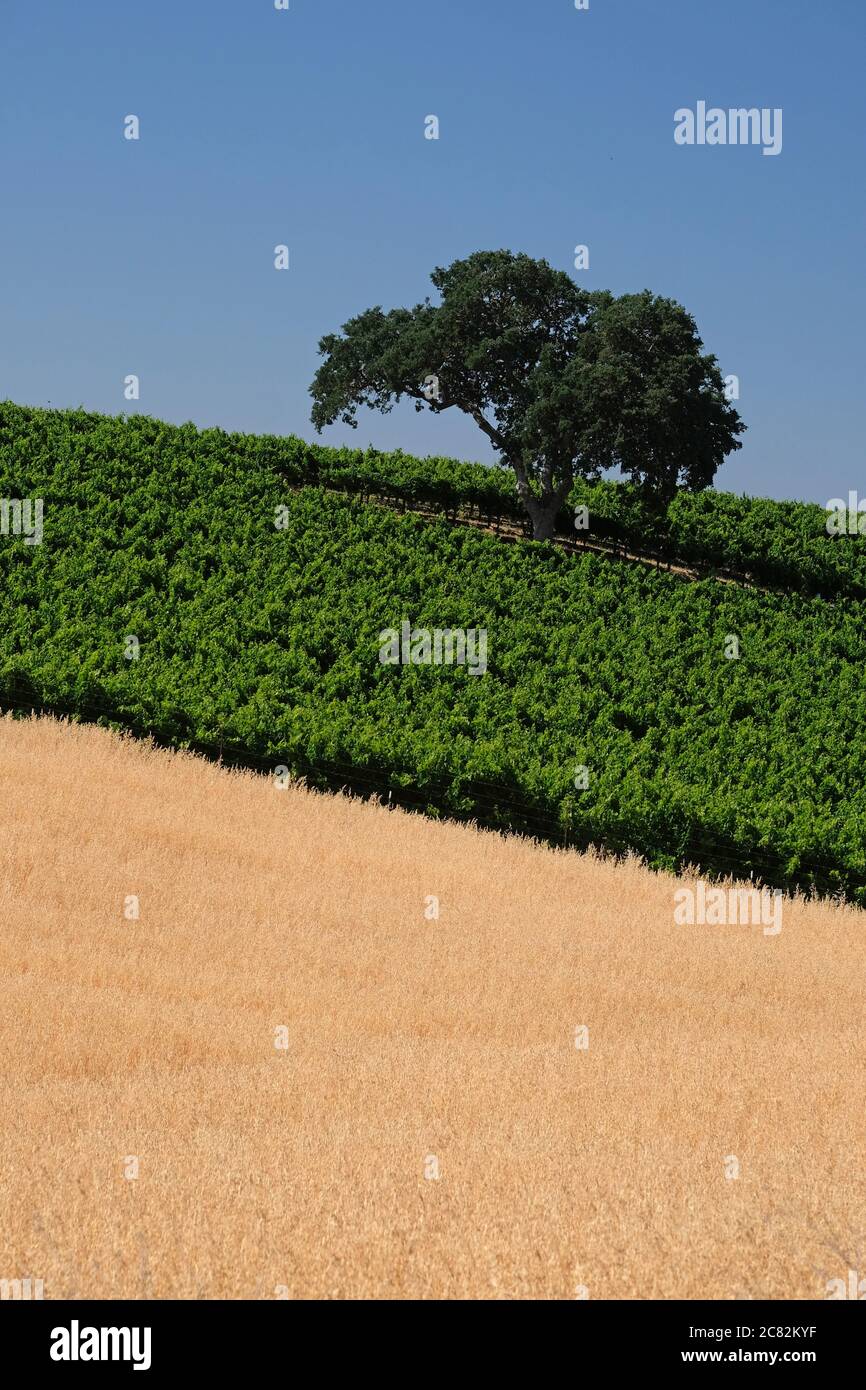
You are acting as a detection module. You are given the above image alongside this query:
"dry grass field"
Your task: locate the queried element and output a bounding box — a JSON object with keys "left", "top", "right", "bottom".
{"left": 0, "top": 712, "right": 863, "bottom": 1300}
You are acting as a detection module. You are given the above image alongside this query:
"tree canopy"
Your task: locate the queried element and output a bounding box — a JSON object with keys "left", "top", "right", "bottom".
{"left": 310, "top": 250, "right": 745, "bottom": 539}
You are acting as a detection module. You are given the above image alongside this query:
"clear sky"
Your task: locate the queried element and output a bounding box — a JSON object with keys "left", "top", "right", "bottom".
{"left": 2, "top": 0, "right": 864, "bottom": 504}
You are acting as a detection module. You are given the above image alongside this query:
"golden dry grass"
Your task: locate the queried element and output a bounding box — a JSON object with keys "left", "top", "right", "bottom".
{"left": 0, "top": 712, "right": 863, "bottom": 1300}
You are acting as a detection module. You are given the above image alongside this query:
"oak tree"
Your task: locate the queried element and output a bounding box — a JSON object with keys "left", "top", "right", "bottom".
{"left": 310, "top": 251, "right": 745, "bottom": 540}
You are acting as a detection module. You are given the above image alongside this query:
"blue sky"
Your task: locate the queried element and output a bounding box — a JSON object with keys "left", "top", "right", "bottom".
{"left": 2, "top": 0, "right": 864, "bottom": 504}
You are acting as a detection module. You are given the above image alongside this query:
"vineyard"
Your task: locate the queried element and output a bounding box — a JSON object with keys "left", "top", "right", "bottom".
{"left": 1, "top": 401, "right": 865, "bottom": 900}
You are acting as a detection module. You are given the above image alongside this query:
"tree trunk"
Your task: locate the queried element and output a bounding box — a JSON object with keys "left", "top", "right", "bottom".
{"left": 527, "top": 499, "right": 559, "bottom": 541}
{"left": 509, "top": 455, "right": 573, "bottom": 543}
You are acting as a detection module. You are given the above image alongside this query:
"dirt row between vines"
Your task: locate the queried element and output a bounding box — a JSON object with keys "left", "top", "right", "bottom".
{"left": 288, "top": 482, "right": 783, "bottom": 594}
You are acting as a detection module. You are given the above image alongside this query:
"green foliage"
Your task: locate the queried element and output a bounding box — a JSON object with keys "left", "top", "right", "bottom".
{"left": 569, "top": 480, "right": 866, "bottom": 598}
{"left": 1, "top": 402, "right": 864, "bottom": 901}
{"left": 309, "top": 250, "right": 745, "bottom": 537}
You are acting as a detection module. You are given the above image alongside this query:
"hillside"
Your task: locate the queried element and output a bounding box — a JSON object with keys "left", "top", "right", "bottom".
{"left": 1, "top": 403, "right": 865, "bottom": 900}
{"left": 1, "top": 714, "right": 863, "bottom": 1299}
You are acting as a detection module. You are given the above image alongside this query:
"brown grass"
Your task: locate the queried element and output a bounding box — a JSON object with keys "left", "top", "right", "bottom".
{"left": 0, "top": 712, "right": 863, "bottom": 1300}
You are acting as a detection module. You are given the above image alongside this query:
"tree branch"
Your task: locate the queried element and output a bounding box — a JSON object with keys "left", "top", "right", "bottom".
{"left": 403, "top": 385, "right": 512, "bottom": 458}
